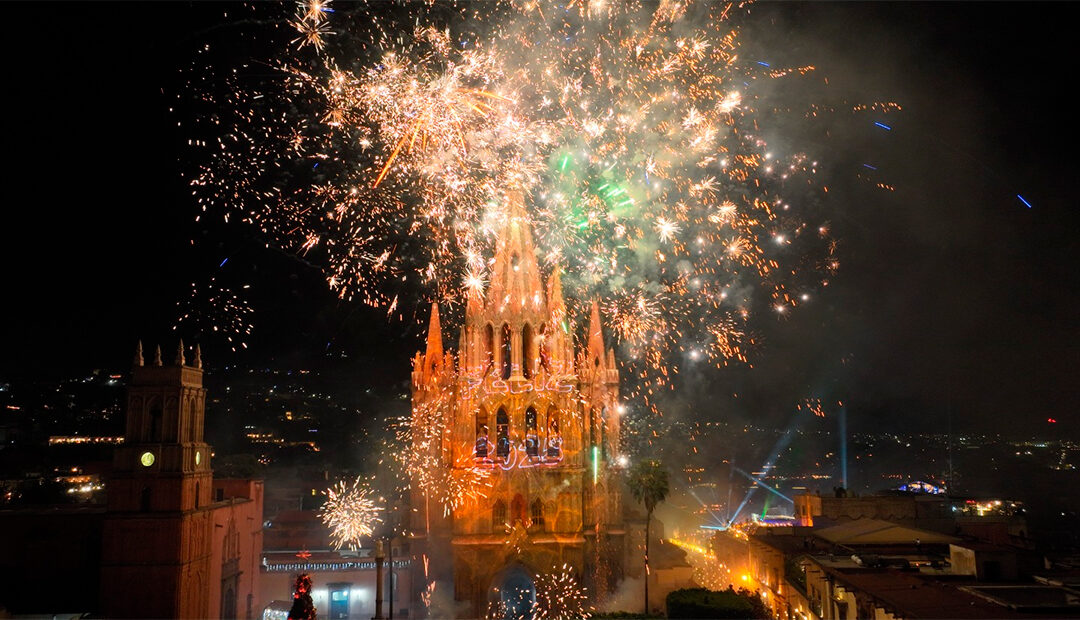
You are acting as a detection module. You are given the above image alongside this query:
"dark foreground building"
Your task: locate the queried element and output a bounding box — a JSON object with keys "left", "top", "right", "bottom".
{"left": 0, "top": 343, "right": 263, "bottom": 618}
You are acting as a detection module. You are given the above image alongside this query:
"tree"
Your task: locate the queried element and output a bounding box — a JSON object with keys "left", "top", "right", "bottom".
{"left": 288, "top": 573, "right": 317, "bottom": 620}
{"left": 627, "top": 459, "right": 669, "bottom": 616}
{"left": 666, "top": 588, "right": 769, "bottom": 619}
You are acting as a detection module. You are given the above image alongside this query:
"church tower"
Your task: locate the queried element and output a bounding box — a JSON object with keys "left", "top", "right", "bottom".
{"left": 410, "top": 189, "right": 624, "bottom": 617}
{"left": 101, "top": 340, "right": 214, "bottom": 618}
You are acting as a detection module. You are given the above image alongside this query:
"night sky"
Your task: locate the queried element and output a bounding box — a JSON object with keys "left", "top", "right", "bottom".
{"left": 2, "top": 2, "right": 1077, "bottom": 438}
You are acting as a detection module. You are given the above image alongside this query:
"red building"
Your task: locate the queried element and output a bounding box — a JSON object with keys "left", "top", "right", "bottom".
{"left": 100, "top": 341, "right": 264, "bottom": 618}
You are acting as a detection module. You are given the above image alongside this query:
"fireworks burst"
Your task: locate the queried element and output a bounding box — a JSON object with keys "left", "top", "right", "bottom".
{"left": 532, "top": 564, "right": 591, "bottom": 620}
{"left": 320, "top": 476, "right": 382, "bottom": 550}
{"left": 172, "top": 277, "right": 253, "bottom": 353}
{"left": 185, "top": 1, "right": 891, "bottom": 409}
{"left": 397, "top": 395, "right": 493, "bottom": 516}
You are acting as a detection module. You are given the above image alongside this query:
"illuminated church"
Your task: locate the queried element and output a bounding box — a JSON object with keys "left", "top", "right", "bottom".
{"left": 409, "top": 189, "right": 626, "bottom": 617}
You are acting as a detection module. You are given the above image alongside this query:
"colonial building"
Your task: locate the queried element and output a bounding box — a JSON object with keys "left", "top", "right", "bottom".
{"left": 409, "top": 189, "right": 625, "bottom": 617}
{"left": 100, "top": 342, "right": 263, "bottom": 619}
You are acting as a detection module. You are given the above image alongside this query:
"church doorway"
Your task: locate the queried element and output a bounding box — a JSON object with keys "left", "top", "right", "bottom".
{"left": 494, "top": 564, "right": 535, "bottom": 620}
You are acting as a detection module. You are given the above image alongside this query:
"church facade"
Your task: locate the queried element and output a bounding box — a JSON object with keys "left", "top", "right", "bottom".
{"left": 409, "top": 190, "right": 626, "bottom": 617}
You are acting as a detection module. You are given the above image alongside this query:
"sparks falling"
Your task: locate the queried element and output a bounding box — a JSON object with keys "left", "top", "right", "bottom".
{"left": 320, "top": 476, "right": 382, "bottom": 550}
{"left": 185, "top": 0, "right": 888, "bottom": 409}
{"left": 531, "top": 563, "right": 591, "bottom": 620}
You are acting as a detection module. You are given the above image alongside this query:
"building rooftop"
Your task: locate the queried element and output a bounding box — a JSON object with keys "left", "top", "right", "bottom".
{"left": 961, "top": 585, "right": 1080, "bottom": 612}
{"left": 814, "top": 518, "right": 959, "bottom": 546}
{"left": 821, "top": 566, "right": 1079, "bottom": 619}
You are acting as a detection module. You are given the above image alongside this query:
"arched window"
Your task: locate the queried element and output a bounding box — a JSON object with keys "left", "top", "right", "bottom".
{"left": 525, "top": 407, "right": 538, "bottom": 457}
{"left": 546, "top": 407, "right": 561, "bottom": 458}
{"left": 522, "top": 324, "right": 533, "bottom": 379}
{"left": 511, "top": 494, "right": 526, "bottom": 524}
{"left": 501, "top": 323, "right": 513, "bottom": 380}
{"left": 496, "top": 407, "right": 510, "bottom": 458}
{"left": 600, "top": 407, "right": 608, "bottom": 461}
{"left": 140, "top": 486, "right": 151, "bottom": 512}
{"left": 195, "top": 482, "right": 200, "bottom": 509}
{"left": 493, "top": 499, "right": 507, "bottom": 528}
{"left": 538, "top": 323, "right": 551, "bottom": 372}
{"left": 589, "top": 409, "right": 596, "bottom": 448}
{"left": 531, "top": 498, "right": 545, "bottom": 527}
{"left": 484, "top": 324, "right": 495, "bottom": 372}
{"left": 475, "top": 406, "right": 489, "bottom": 458}
{"left": 147, "top": 400, "right": 162, "bottom": 442}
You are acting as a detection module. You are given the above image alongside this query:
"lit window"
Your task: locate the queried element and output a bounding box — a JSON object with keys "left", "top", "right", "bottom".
{"left": 547, "top": 408, "right": 561, "bottom": 458}
{"left": 501, "top": 324, "right": 512, "bottom": 380}
{"left": 475, "top": 407, "right": 489, "bottom": 458}
{"left": 525, "top": 407, "right": 538, "bottom": 457}
{"left": 496, "top": 408, "right": 510, "bottom": 459}
{"left": 531, "top": 498, "right": 544, "bottom": 527}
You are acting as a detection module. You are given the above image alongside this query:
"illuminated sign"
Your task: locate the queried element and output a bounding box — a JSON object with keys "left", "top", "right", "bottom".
{"left": 263, "top": 559, "right": 411, "bottom": 573}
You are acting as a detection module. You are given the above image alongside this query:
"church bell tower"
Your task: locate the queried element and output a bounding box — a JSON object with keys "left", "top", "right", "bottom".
{"left": 100, "top": 340, "right": 214, "bottom": 618}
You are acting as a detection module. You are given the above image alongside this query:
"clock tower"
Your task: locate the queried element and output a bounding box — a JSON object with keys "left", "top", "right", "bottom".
{"left": 101, "top": 340, "right": 214, "bottom": 618}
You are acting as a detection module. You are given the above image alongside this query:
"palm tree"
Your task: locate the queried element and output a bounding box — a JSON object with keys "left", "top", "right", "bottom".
{"left": 627, "top": 459, "right": 669, "bottom": 616}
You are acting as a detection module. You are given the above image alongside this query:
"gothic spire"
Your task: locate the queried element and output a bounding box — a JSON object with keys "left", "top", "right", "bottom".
{"left": 547, "top": 266, "right": 566, "bottom": 319}
{"left": 425, "top": 303, "right": 443, "bottom": 361}
{"left": 487, "top": 188, "right": 543, "bottom": 314}
{"left": 194, "top": 343, "right": 203, "bottom": 369}
{"left": 175, "top": 339, "right": 186, "bottom": 367}
{"left": 587, "top": 300, "right": 606, "bottom": 368}
{"left": 134, "top": 340, "right": 144, "bottom": 367}
{"left": 466, "top": 281, "right": 483, "bottom": 322}
{"left": 153, "top": 345, "right": 163, "bottom": 367}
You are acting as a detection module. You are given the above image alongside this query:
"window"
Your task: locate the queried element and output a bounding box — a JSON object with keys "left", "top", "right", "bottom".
{"left": 493, "top": 499, "right": 507, "bottom": 528}
{"left": 600, "top": 407, "right": 608, "bottom": 461}
{"left": 525, "top": 407, "right": 538, "bottom": 457}
{"left": 475, "top": 406, "right": 489, "bottom": 458}
{"left": 195, "top": 482, "right": 200, "bottom": 509}
{"left": 216, "top": 487, "right": 225, "bottom": 502}
{"left": 531, "top": 498, "right": 545, "bottom": 527}
{"left": 501, "top": 324, "right": 513, "bottom": 380}
{"left": 148, "top": 400, "right": 162, "bottom": 442}
{"left": 547, "top": 407, "right": 561, "bottom": 458}
{"left": 512, "top": 494, "right": 526, "bottom": 524}
{"left": 538, "top": 323, "right": 551, "bottom": 372}
{"left": 496, "top": 408, "right": 510, "bottom": 458}
{"left": 589, "top": 409, "right": 596, "bottom": 448}
{"left": 484, "top": 324, "right": 495, "bottom": 372}
{"left": 140, "top": 486, "right": 151, "bottom": 511}
{"left": 522, "top": 324, "right": 533, "bottom": 379}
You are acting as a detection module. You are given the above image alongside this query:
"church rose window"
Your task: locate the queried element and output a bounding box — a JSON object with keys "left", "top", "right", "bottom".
{"left": 496, "top": 408, "right": 510, "bottom": 458}
{"left": 525, "top": 407, "right": 538, "bottom": 457}
{"left": 501, "top": 324, "right": 512, "bottom": 380}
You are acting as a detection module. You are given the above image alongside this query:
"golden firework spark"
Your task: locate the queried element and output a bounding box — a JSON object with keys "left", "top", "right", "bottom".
{"left": 320, "top": 476, "right": 382, "bottom": 550}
